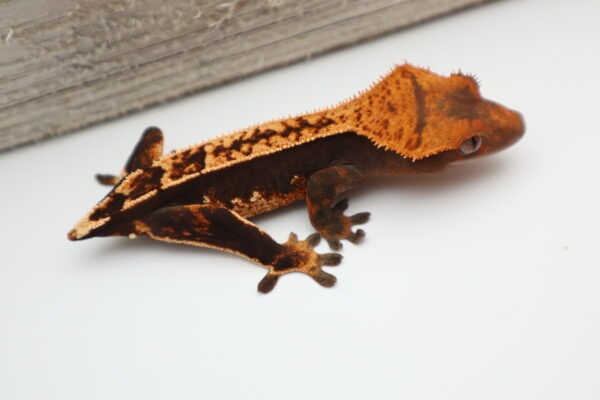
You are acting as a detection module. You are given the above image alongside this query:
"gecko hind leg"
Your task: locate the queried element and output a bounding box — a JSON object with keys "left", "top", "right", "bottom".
{"left": 137, "top": 205, "right": 342, "bottom": 293}
{"left": 95, "top": 126, "right": 164, "bottom": 185}
{"left": 306, "top": 165, "right": 371, "bottom": 250}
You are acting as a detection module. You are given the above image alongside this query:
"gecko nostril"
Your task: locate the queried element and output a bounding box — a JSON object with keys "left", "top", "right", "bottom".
{"left": 458, "top": 136, "right": 482, "bottom": 155}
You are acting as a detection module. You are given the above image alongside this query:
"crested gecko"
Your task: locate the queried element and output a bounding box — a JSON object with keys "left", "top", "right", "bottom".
{"left": 68, "top": 64, "right": 525, "bottom": 293}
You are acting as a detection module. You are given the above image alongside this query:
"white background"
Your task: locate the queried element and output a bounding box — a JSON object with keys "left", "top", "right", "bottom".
{"left": 1, "top": 0, "right": 599, "bottom": 398}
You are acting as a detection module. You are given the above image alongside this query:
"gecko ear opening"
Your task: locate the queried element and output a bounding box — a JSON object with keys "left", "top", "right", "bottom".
{"left": 458, "top": 136, "right": 482, "bottom": 155}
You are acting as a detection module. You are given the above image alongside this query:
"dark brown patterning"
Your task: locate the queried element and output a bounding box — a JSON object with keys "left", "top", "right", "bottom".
{"left": 68, "top": 64, "right": 525, "bottom": 293}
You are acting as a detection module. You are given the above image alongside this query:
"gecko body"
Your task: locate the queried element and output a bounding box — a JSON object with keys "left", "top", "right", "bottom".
{"left": 69, "top": 64, "right": 524, "bottom": 292}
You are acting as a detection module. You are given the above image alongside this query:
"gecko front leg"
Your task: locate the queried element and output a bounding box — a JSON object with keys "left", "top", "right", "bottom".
{"left": 135, "top": 205, "right": 342, "bottom": 293}
{"left": 306, "top": 165, "right": 371, "bottom": 250}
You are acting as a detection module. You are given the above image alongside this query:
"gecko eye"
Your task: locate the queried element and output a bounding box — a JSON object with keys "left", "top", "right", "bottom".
{"left": 459, "top": 136, "right": 482, "bottom": 155}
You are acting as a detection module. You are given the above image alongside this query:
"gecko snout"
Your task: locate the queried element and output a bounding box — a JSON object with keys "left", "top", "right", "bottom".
{"left": 485, "top": 101, "right": 525, "bottom": 153}
{"left": 497, "top": 102, "right": 524, "bottom": 133}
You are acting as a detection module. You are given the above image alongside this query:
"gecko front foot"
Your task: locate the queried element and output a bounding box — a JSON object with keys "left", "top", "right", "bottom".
{"left": 257, "top": 232, "right": 342, "bottom": 293}
{"left": 320, "top": 198, "right": 370, "bottom": 251}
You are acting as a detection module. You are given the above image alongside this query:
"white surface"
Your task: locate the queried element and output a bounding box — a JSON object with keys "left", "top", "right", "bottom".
{"left": 1, "top": 0, "right": 599, "bottom": 399}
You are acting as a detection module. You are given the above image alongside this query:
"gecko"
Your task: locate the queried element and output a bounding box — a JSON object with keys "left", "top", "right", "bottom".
{"left": 68, "top": 64, "right": 525, "bottom": 293}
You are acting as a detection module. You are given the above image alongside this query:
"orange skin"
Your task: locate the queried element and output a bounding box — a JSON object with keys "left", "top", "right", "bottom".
{"left": 68, "top": 64, "right": 525, "bottom": 293}
{"left": 323, "top": 64, "right": 524, "bottom": 160}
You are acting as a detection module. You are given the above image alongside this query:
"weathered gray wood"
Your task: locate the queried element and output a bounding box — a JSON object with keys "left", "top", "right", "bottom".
{"left": 0, "top": 0, "right": 494, "bottom": 151}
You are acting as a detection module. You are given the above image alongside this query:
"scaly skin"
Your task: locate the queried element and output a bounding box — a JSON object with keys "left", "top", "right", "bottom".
{"left": 68, "top": 64, "right": 525, "bottom": 293}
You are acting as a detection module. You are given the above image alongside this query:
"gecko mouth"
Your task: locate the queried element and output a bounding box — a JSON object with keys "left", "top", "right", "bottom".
{"left": 449, "top": 149, "right": 483, "bottom": 166}
{"left": 449, "top": 158, "right": 472, "bottom": 167}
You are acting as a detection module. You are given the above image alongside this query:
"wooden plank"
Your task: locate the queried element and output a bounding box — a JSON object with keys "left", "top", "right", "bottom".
{"left": 0, "top": 0, "right": 494, "bottom": 151}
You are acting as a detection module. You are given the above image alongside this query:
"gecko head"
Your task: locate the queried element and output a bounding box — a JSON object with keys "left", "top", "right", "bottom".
{"left": 425, "top": 71, "right": 525, "bottom": 163}
{"left": 357, "top": 64, "right": 524, "bottom": 162}
{"left": 442, "top": 74, "right": 525, "bottom": 162}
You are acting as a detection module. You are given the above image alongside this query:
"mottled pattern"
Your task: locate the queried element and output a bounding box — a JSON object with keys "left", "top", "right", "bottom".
{"left": 124, "top": 127, "right": 164, "bottom": 173}
{"left": 68, "top": 64, "right": 525, "bottom": 294}
{"left": 229, "top": 183, "right": 306, "bottom": 218}
{"left": 75, "top": 64, "right": 521, "bottom": 236}
{"left": 159, "top": 114, "right": 338, "bottom": 181}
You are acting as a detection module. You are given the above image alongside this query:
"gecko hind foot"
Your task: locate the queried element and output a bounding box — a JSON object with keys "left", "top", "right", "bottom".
{"left": 257, "top": 232, "right": 343, "bottom": 294}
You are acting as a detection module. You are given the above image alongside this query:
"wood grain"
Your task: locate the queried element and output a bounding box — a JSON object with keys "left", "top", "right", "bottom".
{"left": 0, "top": 0, "right": 494, "bottom": 151}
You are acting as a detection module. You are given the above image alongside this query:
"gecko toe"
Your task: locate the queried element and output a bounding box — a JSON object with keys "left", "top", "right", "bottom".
{"left": 319, "top": 253, "right": 343, "bottom": 266}
{"left": 287, "top": 232, "right": 299, "bottom": 243}
{"left": 327, "top": 238, "right": 343, "bottom": 251}
{"left": 312, "top": 270, "right": 337, "bottom": 287}
{"left": 305, "top": 233, "right": 321, "bottom": 248}
{"left": 257, "top": 273, "right": 280, "bottom": 294}
{"left": 347, "top": 229, "right": 366, "bottom": 244}
{"left": 350, "top": 212, "right": 370, "bottom": 224}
